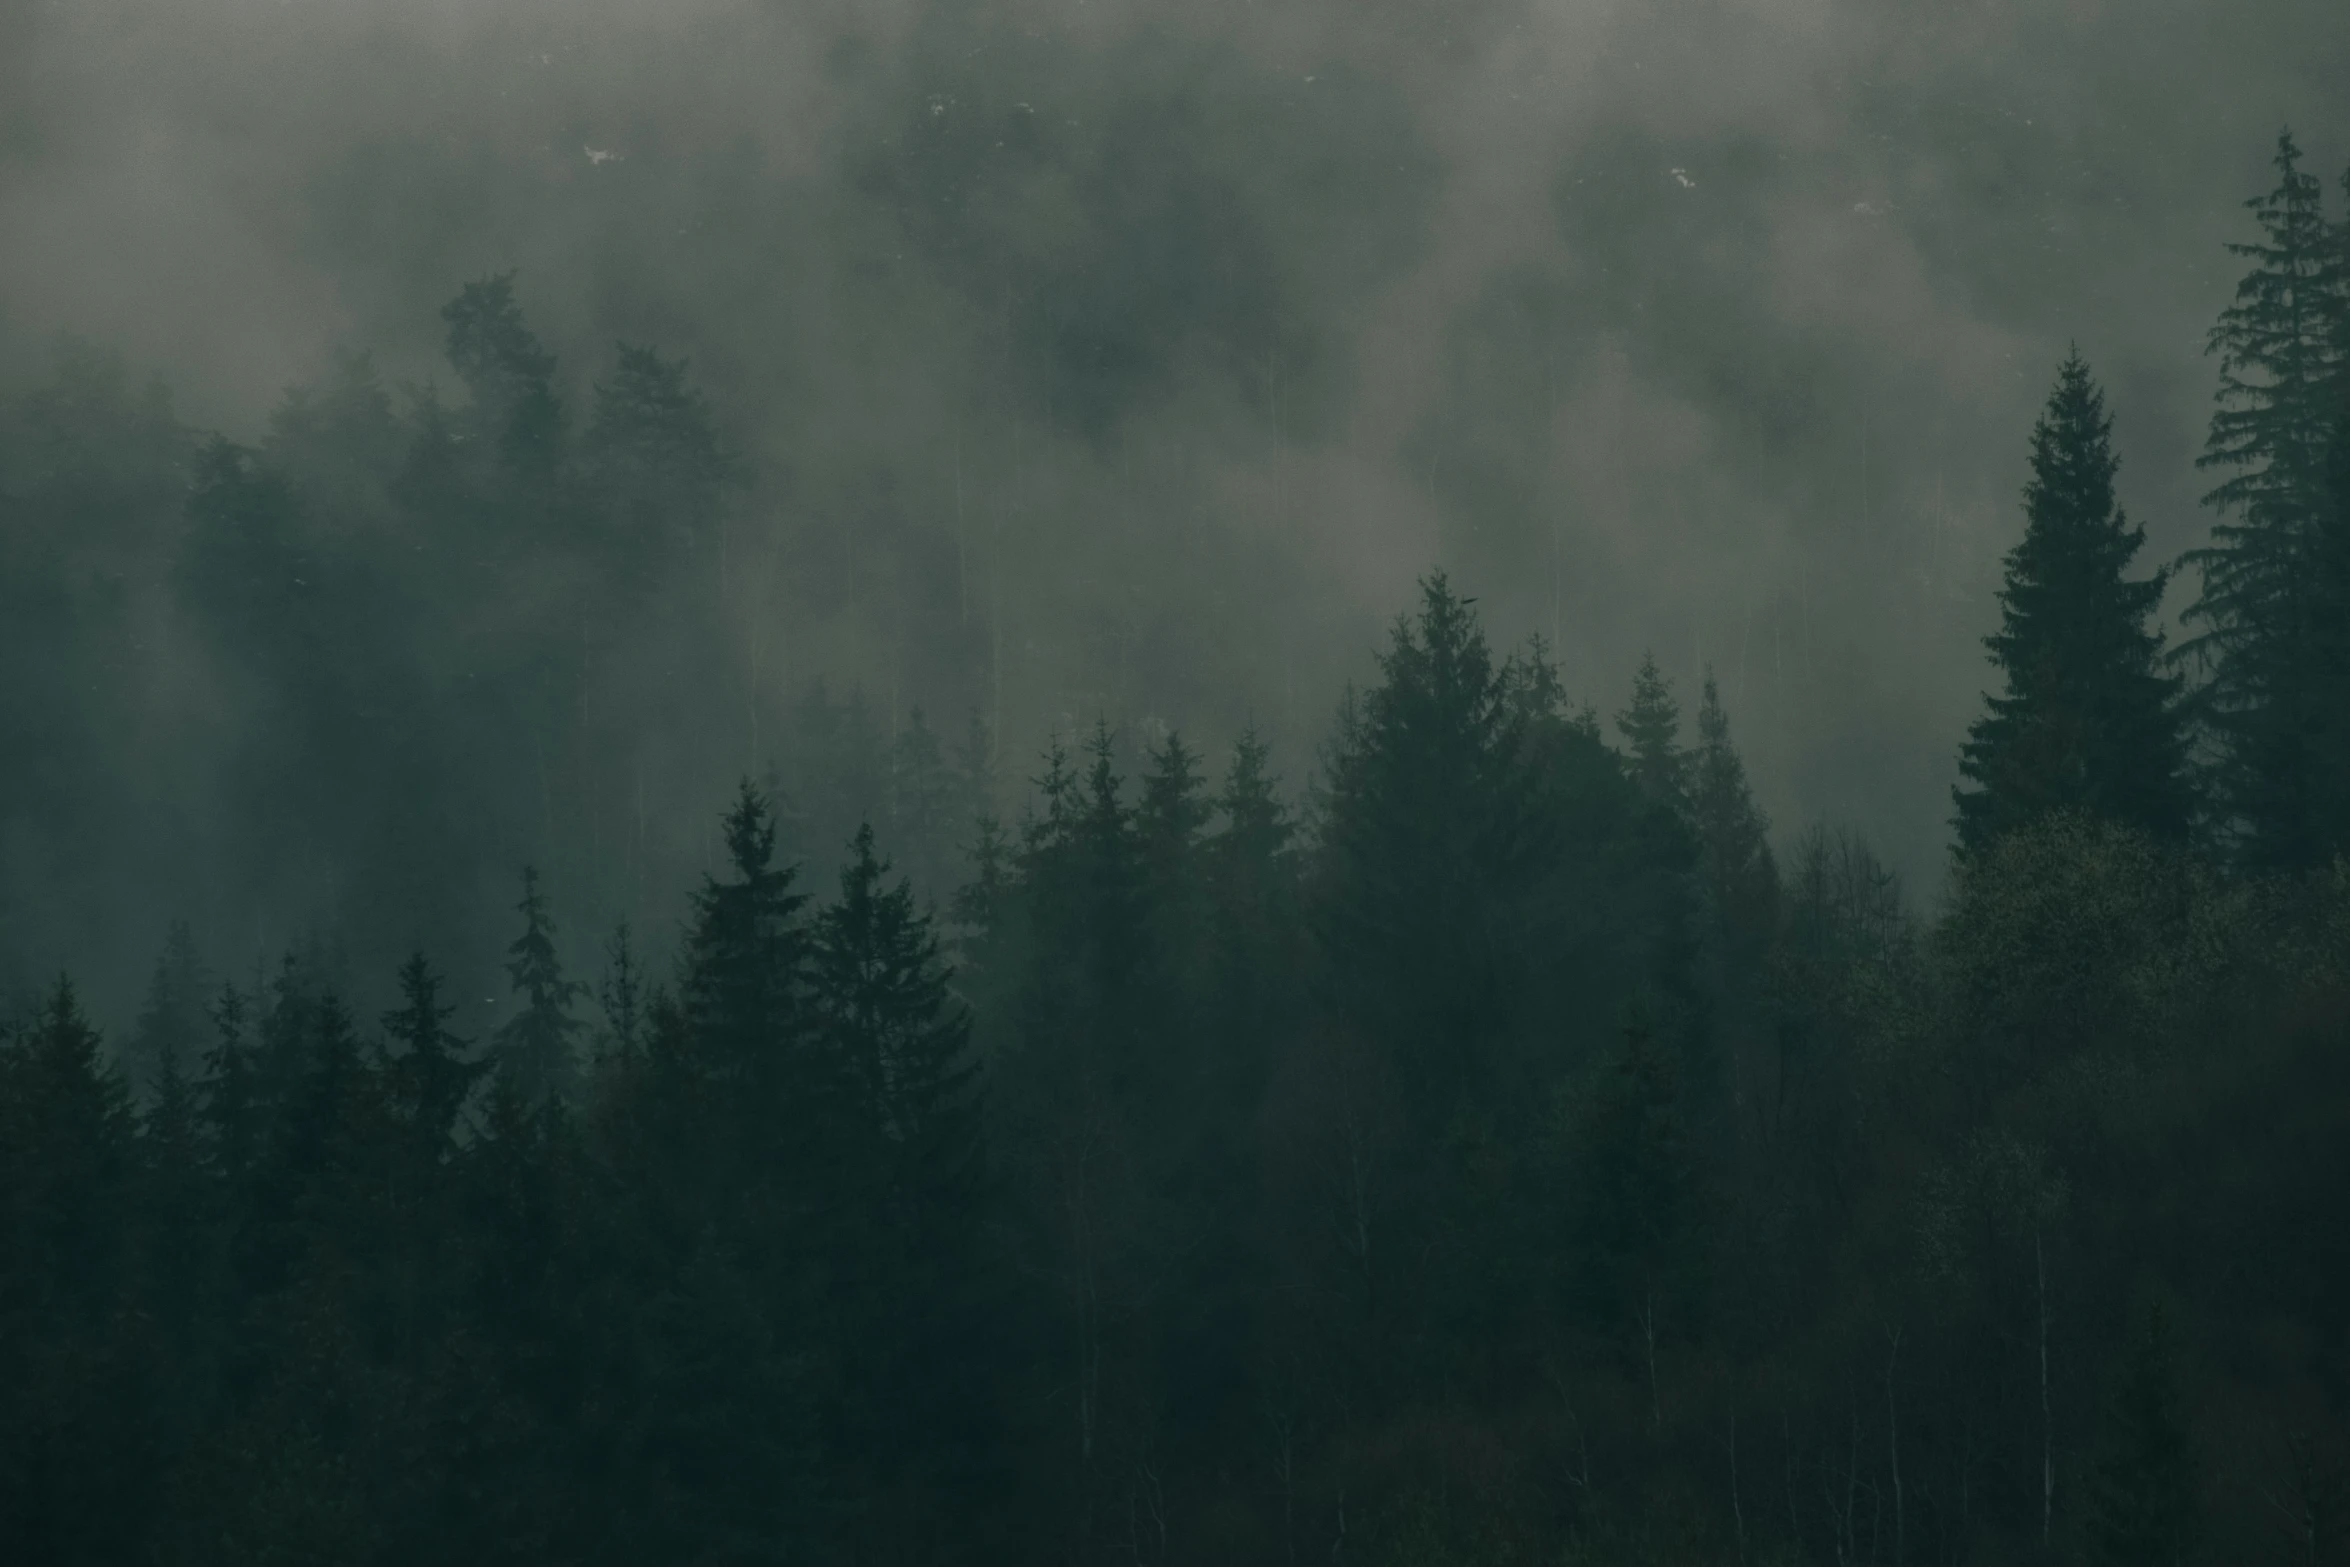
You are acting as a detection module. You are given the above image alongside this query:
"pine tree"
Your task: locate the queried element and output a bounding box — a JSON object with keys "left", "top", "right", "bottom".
{"left": 1616, "top": 652, "right": 1689, "bottom": 808}
{"left": 2182, "top": 133, "right": 2350, "bottom": 867}
{"left": 125, "top": 920, "right": 210, "bottom": 1101}
{"left": 177, "top": 436, "right": 311, "bottom": 670}
{"left": 1208, "top": 726, "right": 1301, "bottom": 1004}
{"left": 1135, "top": 730, "right": 1213, "bottom": 982}
{"left": 593, "top": 921, "right": 648, "bottom": 1069}
{"left": 442, "top": 272, "right": 564, "bottom": 471}
{"left": 490, "top": 866, "right": 585, "bottom": 1106}
{"left": 262, "top": 348, "right": 406, "bottom": 505}
{"left": 584, "top": 342, "right": 734, "bottom": 547}
{"left": 886, "top": 706, "right": 965, "bottom": 904}
{"left": 1689, "top": 672, "right": 1778, "bottom": 951}
{"left": 0, "top": 979, "right": 146, "bottom": 1565}
{"left": 810, "top": 825, "right": 981, "bottom": 1220}
{"left": 383, "top": 953, "right": 483, "bottom": 1149}
{"left": 197, "top": 982, "right": 264, "bottom": 1196}
{"left": 0, "top": 979, "right": 136, "bottom": 1303}
{"left": 1315, "top": 573, "right": 1534, "bottom": 1092}
{"left": 1954, "top": 353, "right": 2189, "bottom": 857}
{"left": 680, "top": 782, "right": 812, "bottom": 1090}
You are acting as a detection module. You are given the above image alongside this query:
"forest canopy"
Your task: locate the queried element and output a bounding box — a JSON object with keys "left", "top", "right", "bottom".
{"left": 3, "top": 77, "right": 2350, "bottom": 1567}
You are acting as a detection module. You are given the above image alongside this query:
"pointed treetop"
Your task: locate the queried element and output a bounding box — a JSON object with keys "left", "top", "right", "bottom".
{"left": 1955, "top": 353, "right": 2186, "bottom": 856}
{"left": 1616, "top": 652, "right": 1688, "bottom": 804}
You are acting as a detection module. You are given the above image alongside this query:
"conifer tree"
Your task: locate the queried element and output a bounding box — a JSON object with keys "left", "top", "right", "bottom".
{"left": 0, "top": 979, "right": 136, "bottom": 1301}
{"left": 585, "top": 342, "right": 734, "bottom": 546}
{"left": 1615, "top": 652, "right": 1689, "bottom": 808}
{"left": 1689, "top": 672, "right": 1778, "bottom": 952}
{"left": 383, "top": 953, "right": 482, "bottom": 1149}
{"left": 1208, "top": 726, "right": 1301, "bottom": 1004}
{"left": 1954, "top": 353, "right": 2189, "bottom": 857}
{"left": 138, "top": 1004, "right": 218, "bottom": 1392}
{"left": 490, "top": 866, "right": 585, "bottom": 1106}
{"left": 2183, "top": 133, "right": 2350, "bottom": 866}
{"left": 126, "top": 920, "right": 209, "bottom": 1101}
{"left": 811, "top": 825, "right": 981, "bottom": 1219}
{"left": 594, "top": 921, "right": 648, "bottom": 1069}
{"left": 442, "top": 272, "right": 564, "bottom": 470}
{"left": 262, "top": 348, "right": 405, "bottom": 504}
{"left": 1135, "top": 731, "right": 1213, "bottom": 979}
{"left": 0, "top": 980, "right": 144, "bottom": 1565}
{"left": 680, "top": 783, "right": 811, "bottom": 1080}
{"left": 197, "top": 983, "right": 264, "bottom": 1196}
{"left": 1315, "top": 573, "right": 1533, "bottom": 1091}
{"left": 885, "top": 706, "right": 968, "bottom": 905}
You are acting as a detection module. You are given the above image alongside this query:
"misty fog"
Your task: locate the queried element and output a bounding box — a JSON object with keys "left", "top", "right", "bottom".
{"left": 5, "top": 4, "right": 2350, "bottom": 1564}
{"left": 7, "top": 0, "right": 2345, "bottom": 1001}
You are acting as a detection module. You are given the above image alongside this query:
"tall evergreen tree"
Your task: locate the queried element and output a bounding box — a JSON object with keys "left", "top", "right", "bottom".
{"left": 680, "top": 782, "right": 813, "bottom": 1089}
{"left": 1207, "top": 725, "right": 1301, "bottom": 1027}
{"left": 1615, "top": 652, "right": 1689, "bottom": 808}
{"left": 584, "top": 342, "right": 734, "bottom": 551}
{"left": 125, "top": 921, "right": 209, "bottom": 1102}
{"left": 1954, "top": 353, "right": 2189, "bottom": 857}
{"left": 1315, "top": 574, "right": 1536, "bottom": 1094}
{"left": 0, "top": 980, "right": 146, "bottom": 1566}
{"left": 442, "top": 272, "right": 564, "bottom": 471}
{"left": 383, "top": 953, "right": 482, "bottom": 1149}
{"left": 1689, "top": 672, "right": 1778, "bottom": 953}
{"left": 811, "top": 825, "right": 981, "bottom": 1230}
{"left": 2181, "top": 133, "right": 2350, "bottom": 866}
{"left": 490, "top": 866, "right": 586, "bottom": 1106}
{"left": 1135, "top": 730, "right": 1213, "bottom": 986}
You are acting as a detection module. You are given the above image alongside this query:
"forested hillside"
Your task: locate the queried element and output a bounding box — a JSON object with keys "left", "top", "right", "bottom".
{"left": 3, "top": 137, "right": 2350, "bottom": 1566}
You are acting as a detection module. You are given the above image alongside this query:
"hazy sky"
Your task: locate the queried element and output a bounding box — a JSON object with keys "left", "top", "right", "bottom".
{"left": 6, "top": 0, "right": 2349, "bottom": 894}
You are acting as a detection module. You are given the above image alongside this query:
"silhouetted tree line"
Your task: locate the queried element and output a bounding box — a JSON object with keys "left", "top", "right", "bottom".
{"left": 5, "top": 137, "right": 2350, "bottom": 1567}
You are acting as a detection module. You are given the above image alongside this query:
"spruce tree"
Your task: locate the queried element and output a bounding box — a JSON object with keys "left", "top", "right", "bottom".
{"left": 2182, "top": 133, "right": 2349, "bottom": 866}
{"left": 383, "top": 953, "right": 482, "bottom": 1149}
{"left": 680, "top": 782, "right": 812, "bottom": 1089}
{"left": 810, "top": 825, "right": 980, "bottom": 1221}
{"left": 809, "top": 825, "right": 988, "bottom": 1559}
{"left": 1207, "top": 725, "right": 1301, "bottom": 1015}
{"left": 1689, "top": 672, "right": 1778, "bottom": 951}
{"left": 126, "top": 920, "right": 209, "bottom": 1101}
{"left": 0, "top": 980, "right": 145, "bottom": 1565}
{"left": 490, "top": 866, "right": 585, "bottom": 1106}
{"left": 1315, "top": 573, "right": 1533, "bottom": 1093}
{"left": 442, "top": 272, "right": 564, "bottom": 471}
{"left": 584, "top": 342, "right": 734, "bottom": 545}
{"left": 1616, "top": 652, "right": 1689, "bottom": 808}
{"left": 1954, "top": 353, "right": 2189, "bottom": 857}
{"left": 1135, "top": 730, "right": 1213, "bottom": 986}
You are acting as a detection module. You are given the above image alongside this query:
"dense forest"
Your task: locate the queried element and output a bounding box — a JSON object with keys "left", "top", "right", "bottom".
{"left": 4, "top": 132, "right": 2350, "bottom": 1567}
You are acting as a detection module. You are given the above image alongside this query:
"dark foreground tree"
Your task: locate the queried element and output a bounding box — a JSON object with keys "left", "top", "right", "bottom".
{"left": 1954, "top": 352, "right": 2188, "bottom": 857}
